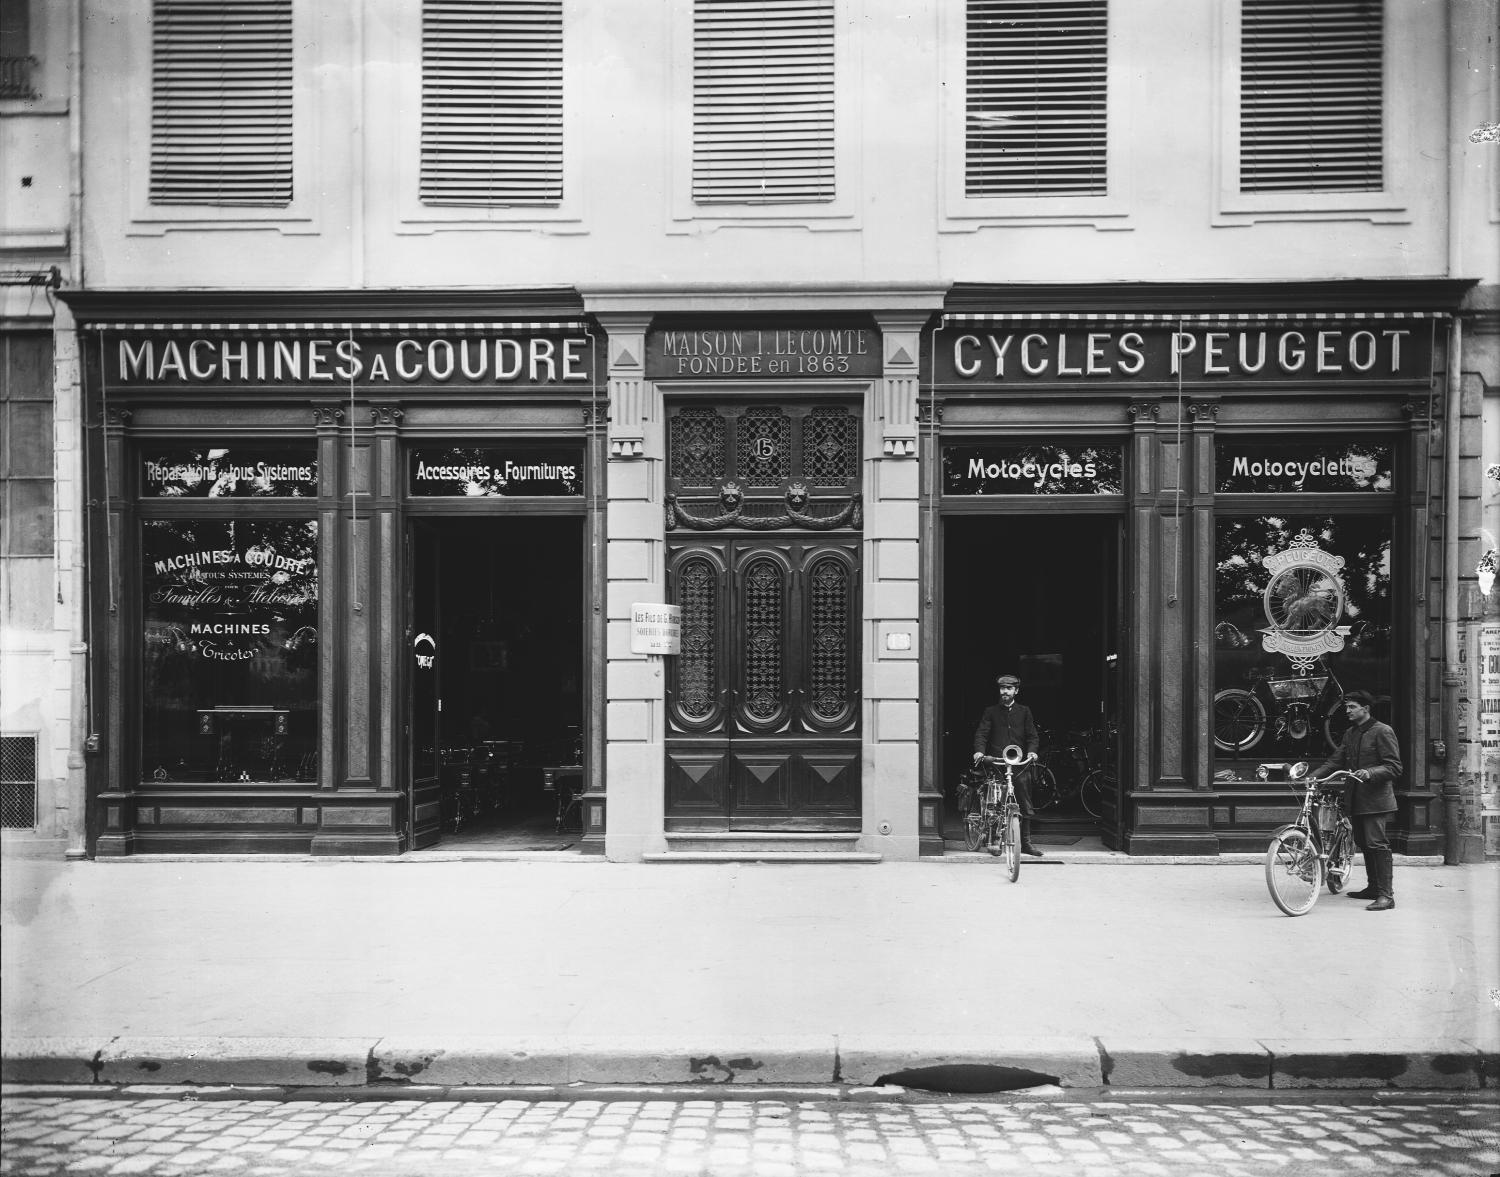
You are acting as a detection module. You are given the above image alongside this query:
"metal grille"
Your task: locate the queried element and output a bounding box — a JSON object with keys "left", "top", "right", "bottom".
{"left": 677, "top": 558, "right": 718, "bottom": 719}
{"left": 669, "top": 407, "right": 727, "bottom": 486}
{"left": 742, "top": 557, "right": 784, "bottom": 719}
{"left": 802, "top": 406, "right": 858, "bottom": 486}
{"left": 1, "top": 735, "right": 38, "bottom": 830}
{"left": 808, "top": 557, "right": 849, "bottom": 719}
{"left": 737, "top": 407, "right": 792, "bottom": 487}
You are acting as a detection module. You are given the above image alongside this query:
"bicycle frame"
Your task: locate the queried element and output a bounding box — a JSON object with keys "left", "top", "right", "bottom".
{"left": 1265, "top": 766, "right": 1358, "bottom": 915}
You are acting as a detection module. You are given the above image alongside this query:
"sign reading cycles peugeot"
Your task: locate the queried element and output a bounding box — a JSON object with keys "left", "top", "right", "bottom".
{"left": 103, "top": 330, "right": 596, "bottom": 390}
{"left": 934, "top": 324, "right": 1429, "bottom": 385}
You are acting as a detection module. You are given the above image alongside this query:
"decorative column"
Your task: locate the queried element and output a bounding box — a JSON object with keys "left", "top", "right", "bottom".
{"left": 94, "top": 404, "right": 133, "bottom": 857}
{"left": 870, "top": 313, "right": 924, "bottom": 859}
{"left": 1187, "top": 401, "right": 1219, "bottom": 797}
{"left": 596, "top": 313, "right": 662, "bottom": 860}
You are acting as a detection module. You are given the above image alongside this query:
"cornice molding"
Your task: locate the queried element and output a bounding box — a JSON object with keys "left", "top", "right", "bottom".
{"left": 57, "top": 288, "right": 586, "bottom": 323}
{"left": 580, "top": 284, "right": 947, "bottom": 316}
{"left": 944, "top": 279, "right": 1478, "bottom": 315}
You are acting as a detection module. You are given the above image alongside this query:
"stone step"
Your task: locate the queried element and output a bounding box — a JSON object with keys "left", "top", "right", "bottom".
{"left": 642, "top": 851, "right": 884, "bottom": 864}
{"left": 663, "top": 831, "right": 867, "bottom": 854}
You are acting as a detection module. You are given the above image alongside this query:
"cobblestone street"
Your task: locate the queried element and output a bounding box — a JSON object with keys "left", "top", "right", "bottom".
{"left": 3, "top": 1092, "right": 1496, "bottom": 1176}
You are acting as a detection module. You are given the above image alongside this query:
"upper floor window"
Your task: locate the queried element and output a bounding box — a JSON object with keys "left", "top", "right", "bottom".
{"left": 420, "top": 0, "right": 563, "bottom": 207}
{"left": 1239, "top": 0, "right": 1383, "bottom": 193}
{"left": 964, "top": 0, "right": 1108, "bottom": 198}
{"left": 149, "top": 0, "right": 293, "bottom": 207}
{"left": 0, "top": 0, "right": 36, "bottom": 100}
{"left": 692, "top": 0, "right": 835, "bottom": 205}
{"left": 1, "top": 333, "right": 53, "bottom": 562}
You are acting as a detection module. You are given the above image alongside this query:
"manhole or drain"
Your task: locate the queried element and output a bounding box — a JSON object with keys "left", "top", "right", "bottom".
{"left": 876, "top": 1064, "right": 1060, "bottom": 1094}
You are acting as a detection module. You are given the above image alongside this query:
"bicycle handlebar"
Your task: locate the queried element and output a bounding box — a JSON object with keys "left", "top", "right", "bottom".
{"left": 976, "top": 753, "right": 1037, "bottom": 766}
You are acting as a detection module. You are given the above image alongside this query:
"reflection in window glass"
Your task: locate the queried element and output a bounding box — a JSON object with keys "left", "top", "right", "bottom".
{"left": 1213, "top": 515, "right": 1391, "bottom": 765}
{"left": 142, "top": 519, "right": 318, "bottom": 783}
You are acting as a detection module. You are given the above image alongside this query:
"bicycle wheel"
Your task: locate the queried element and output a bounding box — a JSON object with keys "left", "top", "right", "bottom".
{"left": 1214, "top": 688, "right": 1267, "bottom": 753}
{"left": 1265, "top": 827, "right": 1323, "bottom": 916}
{"left": 1004, "top": 809, "right": 1021, "bottom": 882}
{"left": 1324, "top": 825, "right": 1354, "bottom": 893}
{"left": 1030, "top": 764, "right": 1061, "bottom": 811}
{"left": 964, "top": 808, "right": 984, "bottom": 852}
{"left": 1078, "top": 770, "right": 1105, "bottom": 820}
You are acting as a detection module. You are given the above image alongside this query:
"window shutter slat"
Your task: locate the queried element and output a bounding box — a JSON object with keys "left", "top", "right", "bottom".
{"left": 420, "top": 0, "right": 564, "bottom": 208}
{"left": 1239, "top": 0, "right": 1383, "bottom": 194}
{"left": 964, "top": 0, "right": 1108, "bottom": 198}
{"left": 149, "top": 0, "right": 294, "bottom": 207}
{"left": 692, "top": 0, "right": 835, "bottom": 206}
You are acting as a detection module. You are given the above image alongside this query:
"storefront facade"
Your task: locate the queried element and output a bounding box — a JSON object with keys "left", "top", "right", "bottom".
{"left": 922, "top": 281, "right": 1471, "bottom": 856}
{"left": 68, "top": 291, "right": 607, "bottom": 856}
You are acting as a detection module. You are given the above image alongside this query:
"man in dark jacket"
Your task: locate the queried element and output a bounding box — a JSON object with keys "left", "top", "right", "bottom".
{"left": 1314, "top": 689, "right": 1402, "bottom": 911}
{"left": 972, "top": 674, "right": 1043, "bottom": 857}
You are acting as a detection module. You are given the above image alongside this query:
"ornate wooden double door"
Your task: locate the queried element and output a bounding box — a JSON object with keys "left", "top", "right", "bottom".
{"left": 664, "top": 401, "right": 862, "bottom": 830}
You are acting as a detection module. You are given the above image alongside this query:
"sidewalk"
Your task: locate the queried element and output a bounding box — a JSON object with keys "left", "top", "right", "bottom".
{"left": 2, "top": 854, "right": 1496, "bottom": 1092}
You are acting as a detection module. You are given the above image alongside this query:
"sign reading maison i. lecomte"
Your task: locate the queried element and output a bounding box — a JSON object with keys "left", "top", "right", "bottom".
{"left": 646, "top": 321, "right": 881, "bottom": 379}
{"left": 108, "top": 331, "right": 594, "bottom": 388}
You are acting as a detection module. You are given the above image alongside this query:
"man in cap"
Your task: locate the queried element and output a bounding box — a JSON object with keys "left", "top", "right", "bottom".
{"left": 972, "top": 673, "right": 1043, "bottom": 856}
{"left": 1313, "top": 689, "right": 1402, "bottom": 911}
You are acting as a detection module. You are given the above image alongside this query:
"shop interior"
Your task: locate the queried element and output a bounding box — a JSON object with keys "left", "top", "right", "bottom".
{"left": 411, "top": 517, "right": 585, "bottom": 851}
{"left": 941, "top": 514, "right": 1120, "bottom": 847}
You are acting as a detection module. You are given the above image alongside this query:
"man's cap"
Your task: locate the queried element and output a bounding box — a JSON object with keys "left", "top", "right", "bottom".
{"left": 995, "top": 674, "right": 1021, "bottom": 687}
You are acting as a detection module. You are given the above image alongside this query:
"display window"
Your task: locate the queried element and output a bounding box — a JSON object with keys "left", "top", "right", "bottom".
{"left": 1212, "top": 512, "right": 1393, "bottom": 765}
{"left": 139, "top": 445, "right": 318, "bottom": 498}
{"left": 141, "top": 518, "right": 319, "bottom": 784}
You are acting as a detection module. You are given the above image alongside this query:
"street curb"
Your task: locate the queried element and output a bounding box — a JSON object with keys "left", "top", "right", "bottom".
{"left": 3, "top": 1036, "right": 1490, "bottom": 1091}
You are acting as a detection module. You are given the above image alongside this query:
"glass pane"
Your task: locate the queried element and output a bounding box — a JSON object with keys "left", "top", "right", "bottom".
{"left": 4, "top": 480, "right": 52, "bottom": 554}
{"left": 6, "top": 403, "right": 52, "bottom": 477}
{"left": 1216, "top": 439, "right": 1393, "bottom": 494}
{"left": 140, "top": 445, "right": 317, "bottom": 498}
{"left": 1213, "top": 515, "right": 1392, "bottom": 768}
{"left": 409, "top": 446, "right": 583, "bottom": 497}
{"left": 942, "top": 443, "right": 1124, "bottom": 495}
{"left": 141, "top": 519, "right": 318, "bottom": 783}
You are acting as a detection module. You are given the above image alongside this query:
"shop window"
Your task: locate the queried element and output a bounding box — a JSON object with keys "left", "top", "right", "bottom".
{"left": 691, "top": 0, "right": 835, "bottom": 205}
{"left": 420, "top": 0, "right": 563, "bottom": 207}
{"left": 141, "top": 519, "right": 318, "bottom": 784}
{"left": 1239, "top": 0, "right": 1382, "bottom": 194}
{"left": 1, "top": 333, "right": 52, "bottom": 558}
{"left": 964, "top": 0, "right": 1108, "bottom": 198}
{"left": 1212, "top": 514, "right": 1392, "bottom": 766}
{"left": 149, "top": 0, "right": 293, "bottom": 207}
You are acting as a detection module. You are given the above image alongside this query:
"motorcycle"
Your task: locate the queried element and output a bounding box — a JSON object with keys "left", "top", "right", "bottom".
{"left": 1212, "top": 658, "right": 1351, "bottom": 757}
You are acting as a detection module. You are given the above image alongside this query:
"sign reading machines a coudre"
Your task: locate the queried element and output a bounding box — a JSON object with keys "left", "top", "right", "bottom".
{"left": 409, "top": 447, "right": 584, "bottom": 497}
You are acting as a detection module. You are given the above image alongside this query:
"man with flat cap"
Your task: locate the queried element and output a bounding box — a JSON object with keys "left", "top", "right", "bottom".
{"left": 972, "top": 673, "right": 1043, "bottom": 856}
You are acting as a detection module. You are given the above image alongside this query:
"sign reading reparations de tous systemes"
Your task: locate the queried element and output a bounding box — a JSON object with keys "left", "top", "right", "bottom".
{"left": 937, "top": 326, "right": 1425, "bottom": 384}
{"left": 107, "top": 332, "right": 594, "bottom": 388}
{"left": 646, "top": 325, "right": 880, "bottom": 379}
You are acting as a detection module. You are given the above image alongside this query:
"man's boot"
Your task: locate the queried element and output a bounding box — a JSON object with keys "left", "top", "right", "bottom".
{"left": 1020, "top": 819, "right": 1042, "bottom": 857}
{"left": 1365, "top": 849, "right": 1394, "bottom": 911}
{"left": 1347, "top": 852, "right": 1379, "bottom": 899}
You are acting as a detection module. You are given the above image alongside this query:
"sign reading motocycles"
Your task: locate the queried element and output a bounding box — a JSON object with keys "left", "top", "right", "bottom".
{"left": 936, "top": 324, "right": 1427, "bottom": 385}
{"left": 105, "top": 330, "right": 595, "bottom": 389}
{"left": 943, "top": 444, "right": 1124, "bottom": 495}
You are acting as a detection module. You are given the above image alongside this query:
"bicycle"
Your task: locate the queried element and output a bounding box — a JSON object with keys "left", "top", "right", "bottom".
{"left": 963, "top": 746, "right": 1031, "bottom": 881}
{"left": 1263, "top": 763, "right": 1357, "bottom": 917}
{"left": 1032, "top": 729, "right": 1107, "bottom": 820}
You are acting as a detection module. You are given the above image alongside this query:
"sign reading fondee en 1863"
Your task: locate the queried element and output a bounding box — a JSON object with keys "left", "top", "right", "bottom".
{"left": 943, "top": 444, "right": 1124, "bottom": 495}
{"left": 409, "top": 447, "right": 584, "bottom": 497}
{"left": 106, "top": 330, "right": 595, "bottom": 389}
{"left": 645, "top": 319, "right": 881, "bottom": 380}
{"left": 935, "top": 325, "right": 1427, "bottom": 385}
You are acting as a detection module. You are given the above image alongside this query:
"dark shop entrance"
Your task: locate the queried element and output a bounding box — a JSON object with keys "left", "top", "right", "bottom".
{"left": 407, "top": 517, "right": 586, "bottom": 851}
{"left": 940, "top": 514, "right": 1123, "bottom": 846}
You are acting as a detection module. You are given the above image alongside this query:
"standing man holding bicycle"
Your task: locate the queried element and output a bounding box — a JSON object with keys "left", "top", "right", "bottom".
{"left": 1313, "top": 690, "right": 1402, "bottom": 911}
{"left": 972, "top": 673, "right": 1043, "bottom": 857}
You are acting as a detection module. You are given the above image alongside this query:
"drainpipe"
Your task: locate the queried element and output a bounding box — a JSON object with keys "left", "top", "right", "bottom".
{"left": 1440, "top": 2, "right": 1464, "bottom": 866}
{"left": 63, "top": 0, "right": 88, "bottom": 858}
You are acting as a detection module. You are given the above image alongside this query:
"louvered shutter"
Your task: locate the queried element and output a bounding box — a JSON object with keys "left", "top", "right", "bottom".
{"left": 421, "top": 0, "right": 563, "bottom": 207}
{"left": 965, "top": 0, "right": 1107, "bottom": 198}
{"left": 149, "top": 0, "right": 293, "bottom": 207}
{"left": 692, "top": 0, "right": 835, "bottom": 205}
{"left": 1240, "top": 0, "right": 1383, "bottom": 193}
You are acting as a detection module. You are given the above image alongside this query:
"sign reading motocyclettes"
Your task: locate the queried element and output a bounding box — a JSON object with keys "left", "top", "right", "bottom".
{"left": 104, "top": 329, "right": 595, "bottom": 389}
{"left": 935, "top": 324, "right": 1428, "bottom": 385}
{"left": 646, "top": 318, "right": 881, "bottom": 379}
